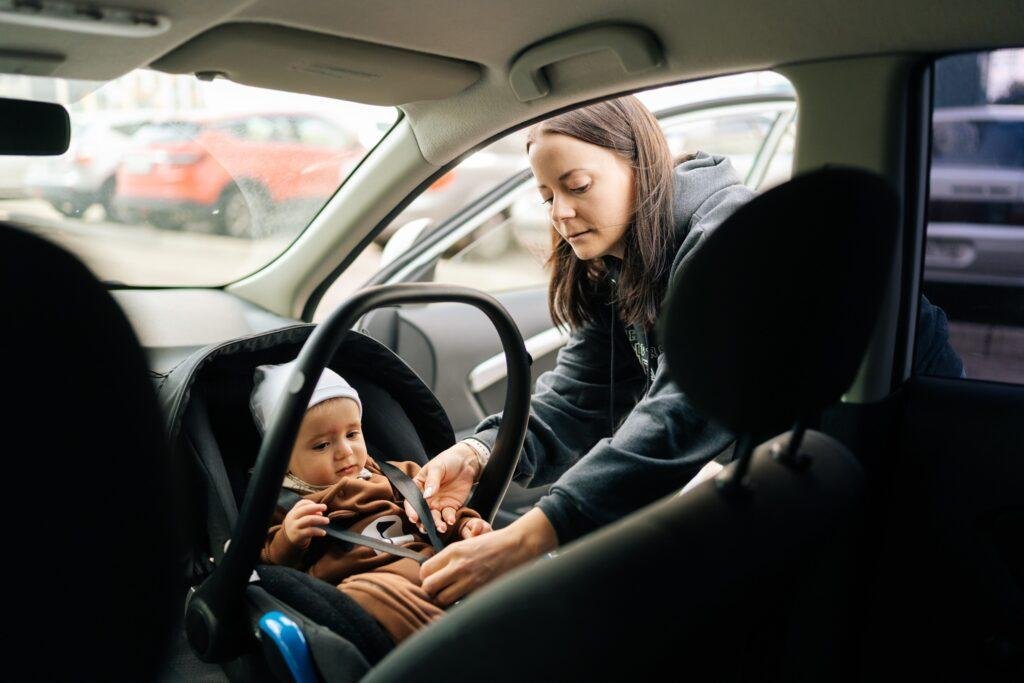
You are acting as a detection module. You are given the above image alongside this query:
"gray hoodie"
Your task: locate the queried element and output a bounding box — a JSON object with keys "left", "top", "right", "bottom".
{"left": 472, "top": 152, "right": 749, "bottom": 543}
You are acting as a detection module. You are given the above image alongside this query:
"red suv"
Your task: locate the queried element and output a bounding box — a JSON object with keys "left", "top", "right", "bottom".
{"left": 115, "top": 112, "right": 363, "bottom": 237}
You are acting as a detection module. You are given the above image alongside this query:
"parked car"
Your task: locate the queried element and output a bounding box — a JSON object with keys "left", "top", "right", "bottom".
{"left": 115, "top": 112, "right": 362, "bottom": 237}
{"left": 925, "top": 105, "right": 1024, "bottom": 286}
{"left": 24, "top": 113, "right": 152, "bottom": 219}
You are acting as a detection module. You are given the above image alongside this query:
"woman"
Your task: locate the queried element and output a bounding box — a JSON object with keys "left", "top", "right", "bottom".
{"left": 408, "top": 96, "right": 962, "bottom": 606}
{"left": 406, "top": 96, "right": 745, "bottom": 605}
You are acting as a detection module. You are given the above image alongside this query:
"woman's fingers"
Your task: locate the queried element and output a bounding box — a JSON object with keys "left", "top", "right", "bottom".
{"left": 403, "top": 500, "right": 419, "bottom": 524}
{"left": 422, "top": 461, "right": 445, "bottom": 500}
{"left": 420, "top": 547, "right": 461, "bottom": 598}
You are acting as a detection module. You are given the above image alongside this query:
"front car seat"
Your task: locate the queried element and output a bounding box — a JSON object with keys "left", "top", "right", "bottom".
{"left": 362, "top": 166, "right": 898, "bottom": 682}
{"left": 0, "top": 223, "right": 184, "bottom": 679}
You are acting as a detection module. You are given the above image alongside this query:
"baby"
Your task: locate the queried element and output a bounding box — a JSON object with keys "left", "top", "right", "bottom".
{"left": 251, "top": 362, "right": 491, "bottom": 644}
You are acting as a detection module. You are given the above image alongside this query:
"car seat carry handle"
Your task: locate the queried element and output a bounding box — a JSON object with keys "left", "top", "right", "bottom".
{"left": 276, "top": 488, "right": 433, "bottom": 563}
{"left": 378, "top": 461, "right": 445, "bottom": 552}
{"left": 187, "top": 283, "right": 530, "bottom": 663}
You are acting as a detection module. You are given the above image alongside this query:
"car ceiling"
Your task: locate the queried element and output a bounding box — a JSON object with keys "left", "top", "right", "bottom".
{"left": 2, "top": 0, "right": 1021, "bottom": 164}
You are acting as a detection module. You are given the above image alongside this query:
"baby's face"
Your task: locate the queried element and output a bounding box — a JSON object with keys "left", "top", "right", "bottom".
{"left": 288, "top": 398, "right": 367, "bottom": 486}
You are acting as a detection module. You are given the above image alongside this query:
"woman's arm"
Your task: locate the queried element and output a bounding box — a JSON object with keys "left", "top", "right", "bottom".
{"left": 533, "top": 355, "right": 734, "bottom": 544}
{"left": 406, "top": 310, "right": 645, "bottom": 525}
{"left": 472, "top": 309, "right": 646, "bottom": 489}
{"left": 420, "top": 508, "right": 557, "bottom": 606}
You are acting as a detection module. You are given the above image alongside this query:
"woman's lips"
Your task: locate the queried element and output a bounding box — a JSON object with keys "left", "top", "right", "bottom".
{"left": 566, "top": 230, "right": 591, "bottom": 242}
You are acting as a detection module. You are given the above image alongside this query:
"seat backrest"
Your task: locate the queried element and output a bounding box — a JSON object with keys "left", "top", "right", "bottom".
{"left": 0, "top": 223, "right": 183, "bottom": 679}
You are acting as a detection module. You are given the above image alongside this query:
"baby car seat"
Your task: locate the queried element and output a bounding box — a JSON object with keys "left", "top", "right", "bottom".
{"left": 162, "top": 285, "right": 531, "bottom": 681}
{"left": 160, "top": 324, "right": 458, "bottom": 672}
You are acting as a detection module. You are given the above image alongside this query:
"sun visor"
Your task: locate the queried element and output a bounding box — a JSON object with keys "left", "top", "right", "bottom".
{"left": 152, "top": 23, "right": 482, "bottom": 105}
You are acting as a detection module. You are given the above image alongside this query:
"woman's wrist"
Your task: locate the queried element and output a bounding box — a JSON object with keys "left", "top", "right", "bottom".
{"left": 508, "top": 507, "right": 559, "bottom": 559}
{"left": 459, "top": 438, "right": 490, "bottom": 478}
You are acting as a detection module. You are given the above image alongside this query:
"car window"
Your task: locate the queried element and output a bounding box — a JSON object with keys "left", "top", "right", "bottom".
{"left": 0, "top": 68, "right": 396, "bottom": 287}
{"left": 315, "top": 72, "right": 795, "bottom": 317}
{"left": 661, "top": 110, "right": 774, "bottom": 180}
{"left": 315, "top": 76, "right": 799, "bottom": 316}
{"left": 916, "top": 47, "right": 1024, "bottom": 384}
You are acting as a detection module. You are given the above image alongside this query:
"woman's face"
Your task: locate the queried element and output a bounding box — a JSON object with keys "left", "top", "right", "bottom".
{"left": 528, "top": 132, "right": 635, "bottom": 260}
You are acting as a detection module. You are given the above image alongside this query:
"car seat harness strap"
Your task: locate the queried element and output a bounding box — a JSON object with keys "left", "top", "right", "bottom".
{"left": 274, "top": 463, "right": 444, "bottom": 564}
{"left": 379, "top": 461, "right": 445, "bottom": 552}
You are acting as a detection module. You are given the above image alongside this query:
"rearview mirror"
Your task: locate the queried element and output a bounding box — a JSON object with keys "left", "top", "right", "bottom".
{"left": 0, "top": 97, "right": 70, "bottom": 155}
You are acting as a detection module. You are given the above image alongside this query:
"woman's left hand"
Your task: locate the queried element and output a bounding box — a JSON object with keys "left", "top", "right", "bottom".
{"left": 420, "top": 508, "right": 558, "bottom": 606}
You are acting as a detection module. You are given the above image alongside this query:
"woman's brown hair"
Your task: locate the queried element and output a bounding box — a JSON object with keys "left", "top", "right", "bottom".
{"left": 527, "top": 96, "right": 681, "bottom": 331}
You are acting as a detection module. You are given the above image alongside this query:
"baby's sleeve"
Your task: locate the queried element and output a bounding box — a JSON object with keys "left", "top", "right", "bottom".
{"left": 448, "top": 506, "right": 484, "bottom": 541}
{"left": 261, "top": 508, "right": 308, "bottom": 568}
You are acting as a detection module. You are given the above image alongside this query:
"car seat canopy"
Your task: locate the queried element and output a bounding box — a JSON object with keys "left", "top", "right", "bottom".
{"left": 160, "top": 324, "right": 455, "bottom": 463}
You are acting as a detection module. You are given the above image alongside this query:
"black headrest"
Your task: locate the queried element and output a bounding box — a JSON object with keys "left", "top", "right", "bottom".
{"left": 660, "top": 167, "right": 897, "bottom": 436}
{"left": 1, "top": 223, "right": 182, "bottom": 677}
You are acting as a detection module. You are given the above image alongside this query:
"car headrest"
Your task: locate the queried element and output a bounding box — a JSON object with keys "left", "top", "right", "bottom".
{"left": 1, "top": 222, "right": 183, "bottom": 678}
{"left": 660, "top": 167, "right": 898, "bottom": 436}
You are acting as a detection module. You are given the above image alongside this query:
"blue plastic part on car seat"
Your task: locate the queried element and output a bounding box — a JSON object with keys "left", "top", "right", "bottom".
{"left": 258, "top": 611, "right": 317, "bottom": 683}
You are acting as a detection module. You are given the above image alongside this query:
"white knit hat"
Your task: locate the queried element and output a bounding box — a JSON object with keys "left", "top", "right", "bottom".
{"left": 250, "top": 362, "right": 362, "bottom": 434}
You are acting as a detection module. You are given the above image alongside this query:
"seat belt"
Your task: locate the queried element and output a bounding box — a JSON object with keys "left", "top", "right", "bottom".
{"left": 273, "top": 461, "right": 445, "bottom": 563}
{"left": 276, "top": 489, "right": 429, "bottom": 563}
{"left": 379, "top": 461, "right": 445, "bottom": 552}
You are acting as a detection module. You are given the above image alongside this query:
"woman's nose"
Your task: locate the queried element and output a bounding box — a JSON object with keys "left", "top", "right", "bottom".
{"left": 550, "top": 193, "right": 575, "bottom": 221}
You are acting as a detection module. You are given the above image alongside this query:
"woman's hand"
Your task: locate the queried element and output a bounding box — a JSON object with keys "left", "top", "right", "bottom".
{"left": 404, "top": 442, "right": 482, "bottom": 532}
{"left": 420, "top": 508, "right": 558, "bottom": 606}
{"left": 283, "top": 499, "right": 329, "bottom": 549}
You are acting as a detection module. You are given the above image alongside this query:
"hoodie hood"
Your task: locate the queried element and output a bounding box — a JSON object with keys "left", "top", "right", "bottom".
{"left": 668, "top": 152, "right": 749, "bottom": 276}
{"left": 604, "top": 151, "right": 750, "bottom": 288}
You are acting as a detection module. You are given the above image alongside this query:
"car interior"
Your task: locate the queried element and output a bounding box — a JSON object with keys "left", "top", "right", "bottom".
{"left": 0, "top": 1, "right": 1021, "bottom": 681}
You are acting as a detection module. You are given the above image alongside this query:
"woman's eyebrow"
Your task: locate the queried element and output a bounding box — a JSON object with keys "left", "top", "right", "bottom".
{"left": 558, "top": 167, "right": 592, "bottom": 181}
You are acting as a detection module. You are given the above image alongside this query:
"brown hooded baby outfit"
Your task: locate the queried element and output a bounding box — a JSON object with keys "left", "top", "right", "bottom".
{"left": 262, "top": 457, "right": 480, "bottom": 643}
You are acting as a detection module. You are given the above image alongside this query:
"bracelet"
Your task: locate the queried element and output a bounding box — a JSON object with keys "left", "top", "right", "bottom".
{"left": 461, "top": 437, "right": 491, "bottom": 472}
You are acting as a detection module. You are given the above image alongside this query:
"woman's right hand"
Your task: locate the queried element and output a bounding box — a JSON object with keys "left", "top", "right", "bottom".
{"left": 404, "top": 441, "right": 482, "bottom": 534}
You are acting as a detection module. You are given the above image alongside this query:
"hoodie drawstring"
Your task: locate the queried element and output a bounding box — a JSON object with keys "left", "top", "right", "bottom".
{"left": 609, "top": 296, "right": 616, "bottom": 438}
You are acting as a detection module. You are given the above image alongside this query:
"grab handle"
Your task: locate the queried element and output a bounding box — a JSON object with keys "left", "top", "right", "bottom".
{"left": 509, "top": 25, "right": 663, "bottom": 102}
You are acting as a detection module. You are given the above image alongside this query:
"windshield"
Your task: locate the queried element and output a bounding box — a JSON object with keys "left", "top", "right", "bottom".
{"left": 0, "top": 70, "right": 397, "bottom": 286}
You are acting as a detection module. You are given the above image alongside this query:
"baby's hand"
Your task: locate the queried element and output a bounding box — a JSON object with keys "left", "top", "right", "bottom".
{"left": 460, "top": 517, "right": 492, "bottom": 539}
{"left": 283, "top": 499, "right": 330, "bottom": 548}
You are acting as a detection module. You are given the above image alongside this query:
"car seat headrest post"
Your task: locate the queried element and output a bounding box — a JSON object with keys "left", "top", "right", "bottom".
{"left": 717, "top": 417, "right": 813, "bottom": 496}
{"left": 773, "top": 417, "right": 812, "bottom": 469}
{"left": 715, "top": 432, "right": 756, "bottom": 498}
